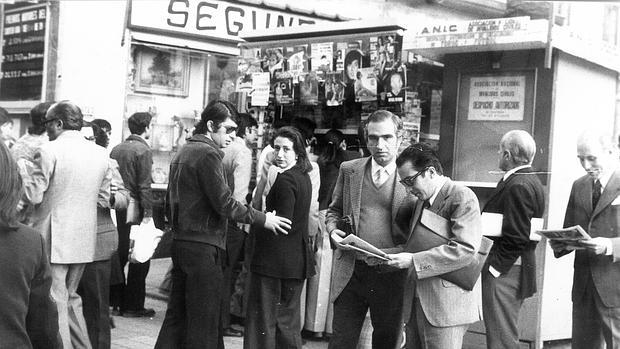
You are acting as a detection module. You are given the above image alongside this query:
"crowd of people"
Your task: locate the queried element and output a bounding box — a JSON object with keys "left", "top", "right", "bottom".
{"left": 0, "top": 99, "right": 619, "bottom": 349}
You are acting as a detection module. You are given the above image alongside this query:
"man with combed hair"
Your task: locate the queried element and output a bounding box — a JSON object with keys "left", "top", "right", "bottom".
{"left": 481, "top": 130, "right": 545, "bottom": 349}
{"left": 327, "top": 110, "right": 413, "bottom": 349}
{"left": 24, "top": 100, "right": 111, "bottom": 349}
{"left": 550, "top": 131, "right": 620, "bottom": 349}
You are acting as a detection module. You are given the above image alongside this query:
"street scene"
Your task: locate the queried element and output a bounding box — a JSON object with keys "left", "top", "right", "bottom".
{"left": 0, "top": 1, "right": 619, "bottom": 349}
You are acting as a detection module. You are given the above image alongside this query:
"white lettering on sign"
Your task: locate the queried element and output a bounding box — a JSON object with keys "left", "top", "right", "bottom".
{"left": 468, "top": 75, "right": 525, "bottom": 121}
{"left": 130, "top": 0, "right": 329, "bottom": 43}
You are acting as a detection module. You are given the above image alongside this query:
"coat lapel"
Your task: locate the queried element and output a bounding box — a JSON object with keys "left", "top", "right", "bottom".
{"left": 350, "top": 158, "right": 369, "bottom": 235}
{"left": 592, "top": 169, "right": 620, "bottom": 219}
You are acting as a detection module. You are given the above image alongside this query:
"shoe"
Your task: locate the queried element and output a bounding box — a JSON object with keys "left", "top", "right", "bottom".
{"left": 223, "top": 327, "right": 244, "bottom": 337}
{"left": 122, "top": 308, "right": 156, "bottom": 318}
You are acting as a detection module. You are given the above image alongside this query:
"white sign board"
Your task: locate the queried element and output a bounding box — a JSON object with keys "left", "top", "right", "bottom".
{"left": 130, "top": 0, "right": 328, "bottom": 43}
{"left": 468, "top": 75, "right": 525, "bottom": 121}
{"left": 250, "top": 72, "right": 270, "bottom": 106}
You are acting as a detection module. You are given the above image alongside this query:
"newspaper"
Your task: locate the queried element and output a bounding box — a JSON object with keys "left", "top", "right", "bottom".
{"left": 331, "top": 233, "right": 390, "bottom": 261}
{"left": 535, "top": 225, "right": 591, "bottom": 249}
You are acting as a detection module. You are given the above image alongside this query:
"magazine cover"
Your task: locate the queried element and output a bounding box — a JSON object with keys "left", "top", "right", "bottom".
{"left": 325, "top": 71, "right": 345, "bottom": 106}
{"left": 311, "top": 42, "right": 333, "bottom": 73}
{"left": 285, "top": 45, "right": 308, "bottom": 81}
{"left": 262, "top": 47, "right": 284, "bottom": 79}
{"left": 272, "top": 72, "right": 294, "bottom": 105}
{"left": 335, "top": 42, "right": 347, "bottom": 71}
{"left": 299, "top": 71, "right": 319, "bottom": 105}
{"left": 235, "top": 57, "right": 262, "bottom": 93}
{"left": 355, "top": 67, "right": 377, "bottom": 102}
{"left": 385, "top": 71, "right": 405, "bottom": 103}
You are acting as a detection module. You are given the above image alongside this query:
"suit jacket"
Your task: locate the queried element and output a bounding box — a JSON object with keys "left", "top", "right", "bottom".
{"left": 326, "top": 157, "right": 413, "bottom": 302}
{"left": 25, "top": 131, "right": 111, "bottom": 264}
{"left": 483, "top": 167, "right": 545, "bottom": 299}
{"left": 0, "top": 223, "right": 60, "bottom": 349}
{"left": 562, "top": 169, "right": 620, "bottom": 307}
{"left": 402, "top": 179, "right": 483, "bottom": 327}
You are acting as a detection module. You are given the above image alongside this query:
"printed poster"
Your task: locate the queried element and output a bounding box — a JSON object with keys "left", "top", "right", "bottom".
{"left": 299, "top": 72, "right": 319, "bottom": 105}
{"left": 250, "top": 72, "right": 270, "bottom": 106}
{"left": 285, "top": 45, "right": 308, "bottom": 81}
{"left": 468, "top": 75, "right": 525, "bottom": 121}
{"left": 335, "top": 42, "right": 347, "bottom": 71}
{"left": 262, "top": 47, "right": 284, "bottom": 79}
{"left": 385, "top": 71, "right": 405, "bottom": 103}
{"left": 325, "top": 71, "right": 345, "bottom": 106}
{"left": 236, "top": 57, "right": 262, "bottom": 93}
{"left": 311, "top": 42, "right": 333, "bottom": 72}
{"left": 354, "top": 67, "right": 377, "bottom": 102}
{"left": 272, "top": 72, "right": 293, "bottom": 105}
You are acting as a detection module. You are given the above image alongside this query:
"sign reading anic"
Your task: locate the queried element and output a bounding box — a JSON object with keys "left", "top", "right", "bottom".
{"left": 129, "top": 0, "right": 329, "bottom": 43}
{"left": 468, "top": 75, "right": 525, "bottom": 121}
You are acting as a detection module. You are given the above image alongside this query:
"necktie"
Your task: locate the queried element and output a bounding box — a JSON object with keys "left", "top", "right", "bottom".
{"left": 374, "top": 168, "right": 387, "bottom": 186}
{"left": 592, "top": 179, "right": 602, "bottom": 209}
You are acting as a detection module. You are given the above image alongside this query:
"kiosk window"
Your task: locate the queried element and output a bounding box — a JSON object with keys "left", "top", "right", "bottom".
{"left": 453, "top": 70, "right": 536, "bottom": 183}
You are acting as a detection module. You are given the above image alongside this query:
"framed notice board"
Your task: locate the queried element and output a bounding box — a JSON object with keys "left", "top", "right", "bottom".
{"left": 453, "top": 69, "right": 536, "bottom": 183}
{"left": 0, "top": 4, "right": 47, "bottom": 101}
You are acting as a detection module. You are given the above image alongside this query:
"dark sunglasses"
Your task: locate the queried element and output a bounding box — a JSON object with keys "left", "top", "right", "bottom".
{"left": 400, "top": 167, "right": 430, "bottom": 187}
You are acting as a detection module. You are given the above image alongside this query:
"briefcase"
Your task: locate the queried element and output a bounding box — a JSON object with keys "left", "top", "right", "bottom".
{"left": 410, "top": 208, "right": 493, "bottom": 291}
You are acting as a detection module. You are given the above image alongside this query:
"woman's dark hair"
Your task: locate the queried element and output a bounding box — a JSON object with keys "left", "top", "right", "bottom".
{"left": 28, "top": 102, "right": 54, "bottom": 135}
{"left": 91, "top": 122, "right": 109, "bottom": 148}
{"left": 0, "top": 141, "right": 22, "bottom": 229}
{"left": 318, "top": 129, "right": 346, "bottom": 167}
{"left": 274, "top": 126, "right": 312, "bottom": 173}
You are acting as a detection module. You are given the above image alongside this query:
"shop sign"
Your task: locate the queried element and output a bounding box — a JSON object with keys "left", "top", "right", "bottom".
{"left": 407, "top": 17, "right": 546, "bottom": 49}
{"left": 468, "top": 75, "right": 525, "bottom": 121}
{"left": 129, "top": 0, "right": 330, "bottom": 43}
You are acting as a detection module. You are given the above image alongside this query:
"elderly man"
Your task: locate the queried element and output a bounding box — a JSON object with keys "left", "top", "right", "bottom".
{"left": 386, "top": 144, "right": 483, "bottom": 349}
{"left": 482, "top": 130, "right": 545, "bottom": 349}
{"left": 24, "top": 101, "right": 111, "bottom": 349}
{"left": 550, "top": 131, "right": 620, "bottom": 349}
{"left": 327, "top": 110, "right": 412, "bottom": 349}
{"left": 155, "top": 100, "right": 291, "bottom": 349}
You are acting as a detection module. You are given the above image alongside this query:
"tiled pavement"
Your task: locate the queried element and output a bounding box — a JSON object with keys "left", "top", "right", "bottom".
{"left": 110, "top": 258, "right": 570, "bottom": 349}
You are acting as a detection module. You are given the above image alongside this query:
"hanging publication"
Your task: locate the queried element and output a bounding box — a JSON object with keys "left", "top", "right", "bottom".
{"left": 325, "top": 71, "right": 345, "bottom": 106}
{"left": 299, "top": 72, "right": 319, "bottom": 105}
{"left": 272, "top": 72, "right": 294, "bottom": 105}
{"left": 355, "top": 67, "right": 377, "bottom": 102}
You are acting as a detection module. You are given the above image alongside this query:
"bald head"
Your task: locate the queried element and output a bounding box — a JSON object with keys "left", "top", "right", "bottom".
{"left": 499, "top": 130, "right": 536, "bottom": 170}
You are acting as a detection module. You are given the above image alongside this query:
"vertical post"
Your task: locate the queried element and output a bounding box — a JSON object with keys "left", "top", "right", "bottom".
{"left": 544, "top": 2, "right": 555, "bottom": 69}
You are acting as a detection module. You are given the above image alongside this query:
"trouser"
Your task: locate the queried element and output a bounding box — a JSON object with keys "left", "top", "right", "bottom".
{"left": 221, "top": 223, "right": 246, "bottom": 329}
{"left": 244, "top": 273, "right": 304, "bottom": 349}
{"left": 482, "top": 265, "right": 524, "bottom": 349}
{"left": 110, "top": 210, "right": 150, "bottom": 312}
{"left": 406, "top": 297, "right": 468, "bottom": 349}
{"left": 78, "top": 259, "right": 112, "bottom": 349}
{"left": 328, "top": 261, "right": 406, "bottom": 349}
{"left": 155, "top": 241, "right": 225, "bottom": 349}
{"left": 572, "top": 272, "right": 620, "bottom": 349}
{"left": 51, "top": 263, "right": 91, "bottom": 349}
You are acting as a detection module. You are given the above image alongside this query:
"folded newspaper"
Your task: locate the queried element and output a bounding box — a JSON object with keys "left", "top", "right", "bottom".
{"left": 535, "top": 225, "right": 591, "bottom": 249}
{"left": 331, "top": 233, "right": 390, "bottom": 261}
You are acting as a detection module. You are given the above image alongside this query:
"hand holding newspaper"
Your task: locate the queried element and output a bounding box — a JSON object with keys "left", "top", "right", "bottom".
{"left": 331, "top": 233, "right": 390, "bottom": 261}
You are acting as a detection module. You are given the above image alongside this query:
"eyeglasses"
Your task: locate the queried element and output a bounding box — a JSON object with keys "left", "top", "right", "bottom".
{"left": 399, "top": 167, "right": 430, "bottom": 187}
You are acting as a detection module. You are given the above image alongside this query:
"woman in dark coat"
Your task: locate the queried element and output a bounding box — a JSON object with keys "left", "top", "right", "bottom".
{"left": 0, "top": 141, "right": 60, "bottom": 348}
{"left": 244, "top": 126, "right": 314, "bottom": 349}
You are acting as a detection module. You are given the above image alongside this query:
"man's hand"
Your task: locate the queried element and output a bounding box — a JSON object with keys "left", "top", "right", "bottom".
{"left": 331, "top": 229, "right": 346, "bottom": 238}
{"left": 548, "top": 239, "right": 568, "bottom": 253}
{"left": 580, "top": 237, "right": 611, "bottom": 255}
{"left": 385, "top": 253, "right": 415, "bottom": 269}
{"left": 263, "top": 211, "right": 292, "bottom": 235}
{"left": 362, "top": 255, "right": 387, "bottom": 266}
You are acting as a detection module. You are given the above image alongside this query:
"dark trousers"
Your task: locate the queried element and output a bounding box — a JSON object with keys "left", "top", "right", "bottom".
{"left": 572, "top": 272, "right": 620, "bottom": 349}
{"left": 155, "top": 241, "right": 225, "bottom": 349}
{"left": 221, "top": 223, "right": 246, "bottom": 329}
{"left": 77, "top": 260, "right": 112, "bottom": 349}
{"left": 244, "top": 273, "right": 304, "bottom": 349}
{"left": 328, "top": 262, "right": 406, "bottom": 349}
{"left": 482, "top": 265, "right": 524, "bottom": 349}
{"left": 109, "top": 210, "right": 150, "bottom": 312}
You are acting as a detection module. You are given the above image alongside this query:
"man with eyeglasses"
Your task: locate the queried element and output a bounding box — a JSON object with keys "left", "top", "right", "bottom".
{"left": 155, "top": 100, "right": 291, "bottom": 349}
{"left": 326, "top": 110, "right": 413, "bottom": 349}
{"left": 385, "top": 143, "right": 483, "bottom": 349}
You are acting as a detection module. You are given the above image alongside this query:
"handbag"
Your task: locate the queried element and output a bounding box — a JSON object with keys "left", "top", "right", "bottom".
{"left": 125, "top": 197, "right": 141, "bottom": 225}
{"left": 128, "top": 220, "right": 164, "bottom": 263}
{"left": 410, "top": 208, "right": 493, "bottom": 291}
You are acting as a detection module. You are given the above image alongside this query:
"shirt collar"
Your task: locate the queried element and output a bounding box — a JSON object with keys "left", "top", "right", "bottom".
{"left": 503, "top": 164, "right": 531, "bottom": 181}
{"left": 428, "top": 176, "right": 448, "bottom": 206}
{"left": 371, "top": 158, "right": 396, "bottom": 177}
{"left": 598, "top": 169, "right": 614, "bottom": 189}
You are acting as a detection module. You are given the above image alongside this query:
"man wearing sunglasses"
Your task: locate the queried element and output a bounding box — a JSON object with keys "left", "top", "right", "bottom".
{"left": 326, "top": 110, "right": 412, "bottom": 349}
{"left": 155, "top": 100, "right": 291, "bottom": 349}
{"left": 385, "top": 144, "right": 483, "bottom": 349}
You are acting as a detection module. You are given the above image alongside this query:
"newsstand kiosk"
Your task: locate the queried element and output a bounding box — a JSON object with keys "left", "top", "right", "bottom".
{"left": 403, "top": 16, "right": 620, "bottom": 348}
